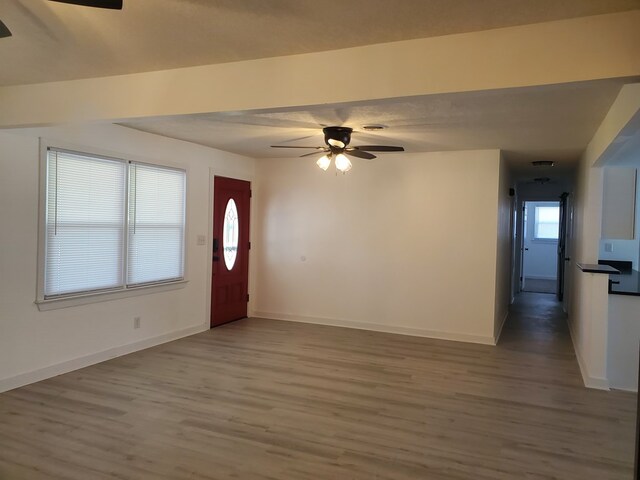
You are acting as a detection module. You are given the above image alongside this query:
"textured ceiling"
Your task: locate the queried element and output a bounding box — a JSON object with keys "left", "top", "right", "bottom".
{"left": 0, "top": 0, "right": 638, "bottom": 86}
{"left": 119, "top": 79, "right": 631, "bottom": 182}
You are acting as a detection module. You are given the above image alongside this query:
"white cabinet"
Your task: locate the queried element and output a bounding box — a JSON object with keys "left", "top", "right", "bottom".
{"left": 601, "top": 168, "right": 637, "bottom": 240}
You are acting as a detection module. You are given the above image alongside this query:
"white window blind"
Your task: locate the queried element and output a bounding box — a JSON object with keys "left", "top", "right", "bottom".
{"left": 45, "top": 149, "right": 126, "bottom": 297}
{"left": 127, "top": 163, "right": 186, "bottom": 286}
{"left": 43, "top": 148, "right": 186, "bottom": 300}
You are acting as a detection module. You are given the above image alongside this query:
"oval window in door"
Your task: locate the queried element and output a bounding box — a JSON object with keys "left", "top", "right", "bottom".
{"left": 223, "top": 198, "right": 239, "bottom": 270}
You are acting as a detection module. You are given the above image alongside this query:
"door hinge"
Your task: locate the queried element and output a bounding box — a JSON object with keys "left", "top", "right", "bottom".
{"left": 520, "top": 276, "right": 523, "bottom": 281}
{"left": 246, "top": 294, "right": 250, "bottom": 302}
{"left": 249, "top": 189, "right": 252, "bottom": 198}
{"left": 248, "top": 241, "right": 251, "bottom": 250}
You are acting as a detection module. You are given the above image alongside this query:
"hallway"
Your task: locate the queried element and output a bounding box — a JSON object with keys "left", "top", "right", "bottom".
{"left": 497, "top": 292, "right": 636, "bottom": 480}
{"left": 0, "top": 294, "right": 637, "bottom": 479}
{"left": 499, "top": 291, "right": 574, "bottom": 360}
{"left": 522, "top": 278, "right": 556, "bottom": 294}
{"left": 496, "top": 292, "right": 636, "bottom": 475}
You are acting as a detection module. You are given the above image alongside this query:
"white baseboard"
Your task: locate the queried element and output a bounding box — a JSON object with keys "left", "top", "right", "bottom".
{"left": 0, "top": 323, "right": 208, "bottom": 394}
{"left": 566, "top": 319, "right": 610, "bottom": 391}
{"left": 252, "top": 311, "right": 496, "bottom": 345}
{"left": 493, "top": 311, "right": 509, "bottom": 345}
{"left": 610, "top": 386, "right": 638, "bottom": 393}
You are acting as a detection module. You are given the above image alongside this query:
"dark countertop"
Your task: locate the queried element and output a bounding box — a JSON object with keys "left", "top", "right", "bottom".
{"left": 577, "top": 263, "right": 620, "bottom": 274}
{"left": 609, "top": 269, "right": 640, "bottom": 296}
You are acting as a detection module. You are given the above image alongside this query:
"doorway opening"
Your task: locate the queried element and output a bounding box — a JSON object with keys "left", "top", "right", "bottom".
{"left": 521, "top": 201, "right": 560, "bottom": 294}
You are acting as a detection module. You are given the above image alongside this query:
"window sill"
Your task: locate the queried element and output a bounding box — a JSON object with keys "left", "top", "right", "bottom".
{"left": 35, "top": 280, "right": 188, "bottom": 311}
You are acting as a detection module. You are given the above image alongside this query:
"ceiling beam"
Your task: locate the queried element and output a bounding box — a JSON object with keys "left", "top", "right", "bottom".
{"left": 588, "top": 83, "right": 640, "bottom": 167}
{"left": 0, "top": 11, "right": 639, "bottom": 128}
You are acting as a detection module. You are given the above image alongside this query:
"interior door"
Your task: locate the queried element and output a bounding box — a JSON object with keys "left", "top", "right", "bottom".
{"left": 520, "top": 202, "right": 527, "bottom": 291}
{"left": 557, "top": 193, "right": 569, "bottom": 301}
{"left": 211, "top": 176, "right": 251, "bottom": 327}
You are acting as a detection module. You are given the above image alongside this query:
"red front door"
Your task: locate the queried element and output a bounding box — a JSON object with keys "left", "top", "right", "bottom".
{"left": 211, "top": 176, "right": 251, "bottom": 327}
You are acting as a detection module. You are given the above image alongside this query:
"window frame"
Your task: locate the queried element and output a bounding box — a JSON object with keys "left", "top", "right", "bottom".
{"left": 36, "top": 140, "right": 189, "bottom": 311}
{"left": 532, "top": 203, "right": 560, "bottom": 243}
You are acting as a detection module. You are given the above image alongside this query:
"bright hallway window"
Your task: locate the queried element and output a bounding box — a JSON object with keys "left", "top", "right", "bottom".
{"left": 534, "top": 205, "right": 560, "bottom": 240}
{"left": 43, "top": 148, "right": 186, "bottom": 299}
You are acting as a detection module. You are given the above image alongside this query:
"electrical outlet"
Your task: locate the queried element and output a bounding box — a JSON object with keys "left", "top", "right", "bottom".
{"left": 134, "top": 316, "right": 141, "bottom": 329}
{"left": 604, "top": 242, "right": 613, "bottom": 253}
{"left": 197, "top": 235, "right": 206, "bottom": 246}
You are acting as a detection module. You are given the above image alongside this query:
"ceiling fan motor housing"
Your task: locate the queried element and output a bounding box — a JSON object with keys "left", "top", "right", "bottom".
{"left": 323, "top": 126, "right": 352, "bottom": 150}
{"left": 270, "top": 125, "right": 403, "bottom": 161}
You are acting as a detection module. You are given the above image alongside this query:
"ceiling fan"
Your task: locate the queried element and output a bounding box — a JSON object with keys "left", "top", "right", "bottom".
{"left": 271, "top": 126, "right": 404, "bottom": 173}
{"left": 0, "top": 0, "right": 123, "bottom": 39}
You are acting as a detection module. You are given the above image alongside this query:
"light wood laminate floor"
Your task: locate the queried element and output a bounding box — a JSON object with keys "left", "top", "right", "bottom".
{"left": 0, "top": 293, "right": 636, "bottom": 479}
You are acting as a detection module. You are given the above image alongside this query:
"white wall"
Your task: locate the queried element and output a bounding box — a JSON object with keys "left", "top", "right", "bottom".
{"left": 253, "top": 150, "right": 503, "bottom": 345}
{"left": 0, "top": 125, "right": 255, "bottom": 392}
{"left": 568, "top": 83, "right": 640, "bottom": 390}
{"left": 523, "top": 201, "right": 558, "bottom": 280}
{"left": 494, "top": 154, "right": 513, "bottom": 340}
{"left": 599, "top": 117, "right": 640, "bottom": 392}
{"left": 568, "top": 147, "right": 609, "bottom": 389}
{"left": 608, "top": 295, "right": 640, "bottom": 391}
{"left": 599, "top": 169, "right": 640, "bottom": 270}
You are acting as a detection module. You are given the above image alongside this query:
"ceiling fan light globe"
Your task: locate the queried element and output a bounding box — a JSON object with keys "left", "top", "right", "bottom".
{"left": 327, "top": 139, "right": 345, "bottom": 149}
{"left": 335, "top": 154, "right": 352, "bottom": 173}
{"left": 316, "top": 155, "right": 331, "bottom": 171}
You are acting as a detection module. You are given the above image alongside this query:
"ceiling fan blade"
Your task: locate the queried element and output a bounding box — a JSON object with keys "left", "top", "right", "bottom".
{"left": 280, "top": 134, "right": 317, "bottom": 144}
{"left": 351, "top": 145, "right": 405, "bottom": 152}
{"left": 299, "top": 150, "right": 328, "bottom": 158}
{"left": 49, "top": 0, "right": 123, "bottom": 9}
{"left": 346, "top": 150, "right": 376, "bottom": 160}
{"left": 0, "top": 19, "right": 12, "bottom": 38}
{"left": 270, "top": 145, "right": 323, "bottom": 149}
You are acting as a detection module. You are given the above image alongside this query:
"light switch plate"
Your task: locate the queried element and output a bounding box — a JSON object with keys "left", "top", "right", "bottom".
{"left": 197, "top": 235, "right": 207, "bottom": 246}
{"left": 604, "top": 242, "right": 613, "bottom": 253}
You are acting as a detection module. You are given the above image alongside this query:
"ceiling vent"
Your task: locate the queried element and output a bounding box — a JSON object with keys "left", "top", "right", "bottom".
{"left": 532, "top": 160, "right": 554, "bottom": 167}
{"left": 362, "top": 124, "right": 386, "bottom": 131}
